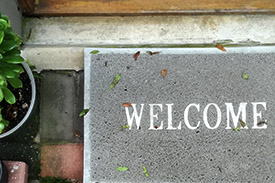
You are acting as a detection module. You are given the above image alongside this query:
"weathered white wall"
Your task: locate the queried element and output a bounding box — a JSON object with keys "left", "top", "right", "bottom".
{"left": 21, "top": 15, "right": 275, "bottom": 71}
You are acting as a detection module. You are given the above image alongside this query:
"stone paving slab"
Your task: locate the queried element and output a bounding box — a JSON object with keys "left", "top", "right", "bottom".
{"left": 84, "top": 47, "right": 275, "bottom": 183}
{"left": 40, "top": 71, "right": 84, "bottom": 143}
{"left": 40, "top": 144, "right": 83, "bottom": 181}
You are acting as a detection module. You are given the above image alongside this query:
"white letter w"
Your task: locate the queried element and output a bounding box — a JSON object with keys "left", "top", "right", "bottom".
{"left": 125, "top": 104, "right": 144, "bottom": 129}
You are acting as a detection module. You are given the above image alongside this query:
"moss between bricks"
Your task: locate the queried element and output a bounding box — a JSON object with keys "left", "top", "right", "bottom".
{"left": 40, "top": 176, "right": 79, "bottom": 183}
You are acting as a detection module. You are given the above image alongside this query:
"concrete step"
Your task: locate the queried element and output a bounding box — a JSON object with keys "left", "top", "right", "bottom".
{"left": 23, "top": 16, "right": 275, "bottom": 46}
{"left": 20, "top": 15, "right": 275, "bottom": 71}
{"left": 84, "top": 47, "right": 274, "bottom": 182}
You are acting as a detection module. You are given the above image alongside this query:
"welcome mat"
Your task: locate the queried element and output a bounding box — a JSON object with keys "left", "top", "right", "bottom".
{"left": 84, "top": 47, "right": 275, "bottom": 183}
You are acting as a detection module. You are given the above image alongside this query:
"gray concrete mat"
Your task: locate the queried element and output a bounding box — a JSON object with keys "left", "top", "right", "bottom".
{"left": 84, "top": 48, "right": 275, "bottom": 183}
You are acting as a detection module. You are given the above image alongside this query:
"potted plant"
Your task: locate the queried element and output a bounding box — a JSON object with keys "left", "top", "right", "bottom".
{"left": 0, "top": 13, "right": 36, "bottom": 138}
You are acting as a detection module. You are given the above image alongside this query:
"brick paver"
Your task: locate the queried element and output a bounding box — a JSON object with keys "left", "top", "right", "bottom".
{"left": 3, "top": 161, "right": 28, "bottom": 183}
{"left": 40, "top": 144, "right": 83, "bottom": 181}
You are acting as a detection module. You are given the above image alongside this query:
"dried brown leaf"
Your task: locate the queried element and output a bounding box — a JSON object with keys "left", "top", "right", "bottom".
{"left": 257, "top": 121, "right": 267, "bottom": 126}
{"left": 239, "top": 119, "right": 246, "bottom": 128}
{"left": 74, "top": 130, "right": 82, "bottom": 138}
{"left": 216, "top": 43, "right": 226, "bottom": 52}
{"left": 146, "top": 51, "right": 160, "bottom": 55}
{"left": 161, "top": 69, "right": 167, "bottom": 78}
{"left": 134, "top": 51, "right": 140, "bottom": 61}
{"left": 122, "top": 102, "right": 132, "bottom": 107}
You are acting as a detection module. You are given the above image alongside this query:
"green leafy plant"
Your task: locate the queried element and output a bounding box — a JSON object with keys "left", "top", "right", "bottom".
{"left": 0, "top": 13, "right": 24, "bottom": 134}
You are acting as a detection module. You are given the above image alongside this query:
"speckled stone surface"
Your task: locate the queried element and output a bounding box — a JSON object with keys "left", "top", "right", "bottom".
{"left": 84, "top": 48, "right": 275, "bottom": 183}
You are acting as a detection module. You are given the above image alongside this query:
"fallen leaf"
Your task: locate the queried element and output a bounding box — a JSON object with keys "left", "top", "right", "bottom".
{"left": 161, "top": 69, "right": 167, "bottom": 78}
{"left": 216, "top": 43, "right": 226, "bottom": 52}
{"left": 90, "top": 50, "right": 99, "bottom": 54}
{"left": 146, "top": 51, "right": 160, "bottom": 55}
{"left": 26, "top": 59, "right": 36, "bottom": 71}
{"left": 122, "top": 102, "right": 132, "bottom": 107}
{"left": 143, "top": 166, "right": 150, "bottom": 177}
{"left": 146, "top": 51, "right": 153, "bottom": 55}
{"left": 110, "top": 74, "right": 121, "bottom": 89}
{"left": 257, "top": 121, "right": 267, "bottom": 126}
{"left": 121, "top": 125, "right": 130, "bottom": 131}
{"left": 79, "top": 108, "right": 90, "bottom": 117}
{"left": 233, "top": 126, "right": 241, "bottom": 131}
{"left": 74, "top": 130, "right": 82, "bottom": 138}
{"left": 239, "top": 119, "right": 246, "bottom": 128}
{"left": 116, "top": 166, "right": 128, "bottom": 172}
{"left": 242, "top": 72, "right": 248, "bottom": 80}
{"left": 27, "top": 28, "right": 32, "bottom": 40}
{"left": 134, "top": 51, "right": 140, "bottom": 61}
{"left": 33, "top": 73, "right": 44, "bottom": 79}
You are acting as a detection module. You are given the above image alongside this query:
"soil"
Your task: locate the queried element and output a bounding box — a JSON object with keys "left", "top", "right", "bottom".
{"left": 1, "top": 70, "right": 32, "bottom": 133}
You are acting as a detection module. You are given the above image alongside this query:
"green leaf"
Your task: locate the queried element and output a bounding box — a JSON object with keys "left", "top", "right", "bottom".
{"left": 0, "top": 67, "right": 20, "bottom": 78}
{"left": 0, "top": 61, "right": 24, "bottom": 73}
{"left": 143, "top": 166, "right": 150, "bottom": 177}
{"left": 0, "top": 19, "right": 8, "bottom": 31}
{"left": 4, "top": 27, "right": 22, "bottom": 44}
{"left": 0, "top": 62, "right": 24, "bottom": 73}
{"left": 110, "top": 74, "right": 121, "bottom": 89}
{"left": 0, "top": 31, "right": 4, "bottom": 44}
{"left": 242, "top": 72, "right": 248, "bottom": 80}
{"left": 90, "top": 50, "right": 99, "bottom": 54}
{"left": 79, "top": 108, "right": 90, "bottom": 117}
{"left": 1, "top": 120, "right": 9, "bottom": 126}
{"left": 0, "top": 75, "right": 6, "bottom": 86}
{"left": 3, "top": 56, "right": 24, "bottom": 63}
{"left": 0, "top": 40, "right": 19, "bottom": 51}
{"left": 233, "top": 126, "right": 241, "bottom": 131}
{"left": 0, "top": 88, "right": 3, "bottom": 102}
{"left": 2, "top": 87, "right": 16, "bottom": 104}
{"left": 3, "top": 48, "right": 21, "bottom": 56}
{"left": 0, "top": 53, "right": 2, "bottom": 59}
{"left": 0, "top": 15, "right": 9, "bottom": 26}
{"left": 0, "top": 123, "right": 4, "bottom": 134}
{"left": 7, "top": 78, "right": 23, "bottom": 88}
{"left": 116, "top": 166, "right": 128, "bottom": 172}
{"left": 239, "top": 119, "right": 246, "bottom": 128}
{"left": 121, "top": 125, "right": 130, "bottom": 131}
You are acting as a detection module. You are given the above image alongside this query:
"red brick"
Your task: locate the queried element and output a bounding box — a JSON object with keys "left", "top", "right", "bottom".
{"left": 3, "top": 161, "right": 28, "bottom": 183}
{"left": 40, "top": 143, "right": 83, "bottom": 181}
